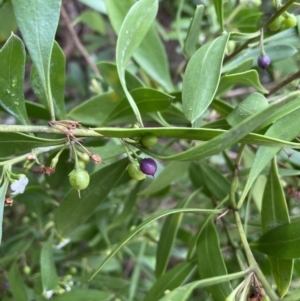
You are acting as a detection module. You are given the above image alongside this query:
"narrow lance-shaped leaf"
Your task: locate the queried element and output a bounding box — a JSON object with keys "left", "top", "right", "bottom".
{"left": 197, "top": 219, "right": 232, "bottom": 300}
{"left": 155, "top": 188, "right": 197, "bottom": 278}
{"left": 55, "top": 159, "right": 128, "bottom": 236}
{"left": 182, "top": 33, "right": 229, "bottom": 123}
{"left": 8, "top": 262, "right": 28, "bottom": 301}
{"left": 144, "top": 261, "right": 196, "bottom": 301}
{"left": 116, "top": 0, "right": 158, "bottom": 124}
{"left": 0, "top": 33, "right": 29, "bottom": 124}
{"left": 250, "top": 221, "right": 300, "bottom": 258}
{"left": 30, "top": 41, "right": 66, "bottom": 119}
{"left": 213, "top": 0, "right": 224, "bottom": 31}
{"left": 41, "top": 238, "right": 58, "bottom": 292}
{"left": 226, "top": 92, "right": 268, "bottom": 127}
{"left": 218, "top": 69, "right": 268, "bottom": 95}
{"left": 239, "top": 106, "right": 300, "bottom": 206}
{"left": 157, "top": 270, "right": 249, "bottom": 301}
{"left": 90, "top": 207, "right": 223, "bottom": 280}
{"left": 183, "top": 5, "right": 204, "bottom": 58}
{"left": 261, "top": 158, "right": 293, "bottom": 298}
{"left": 11, "top": 0, "right": 62, "bottom": 120}
{"left": 105, "top": 0, "right": 173, "bottom": 91}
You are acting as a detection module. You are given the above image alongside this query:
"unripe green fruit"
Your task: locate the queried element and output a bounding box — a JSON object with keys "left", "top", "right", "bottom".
{"left": 69, "top": 169, "right": 90, "bottom": 190}
{"left": 141, "top": 134, "right": 158, "bottom": 148}
{"left": 78, "top": 160, "right": 86, "bottom": 170}
{"left": 268, "top": 15, "right": 284, "bottom": 31}
{"left": 128, "top": 161, "right": 146, "bottom": 181}
{"left": 80, "top": 153, "right": 90, "bottom": 163}
{"left": 283, "top": 13, "right": 297, "bottom": 28}
{"left": 23, "top": 266, "right": 31, "bottom": 275}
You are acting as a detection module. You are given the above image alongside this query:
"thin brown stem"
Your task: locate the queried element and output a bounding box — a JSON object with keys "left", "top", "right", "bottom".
{"left": 61, "top": 5, "right": 101, "bottom": 78}
{"left": 266, "top": 69, "right": 300, "bottom": 96}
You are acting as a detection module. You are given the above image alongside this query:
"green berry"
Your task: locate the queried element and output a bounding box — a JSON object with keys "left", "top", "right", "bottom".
{"left": 69, "top": 169, "right": 90, "bottom": 190}
{"left": 23, "top": 266, "right": 31, "bottom": 275}
{"left": 80, "top": 153, "right": 90, "bottom": 163}
{"left": 283, "top": 13, "right": 297, "bottom": 28}
{"left": 128, "top": 161, "right": 146, "bottom": 181}
{"left": 268, "top": 15, "right": 284, "bottom": 31}
{"left": 141, "top": 134, "right": 158, "bottom": 148}
{"left": 78, "top": 160, "right": 86, "bottom": 170}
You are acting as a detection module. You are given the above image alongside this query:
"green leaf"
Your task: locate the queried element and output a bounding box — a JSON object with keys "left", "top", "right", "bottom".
{"left": 50, "top": 289, "right": 113, "bottom": 301}
{"left": 199, "top": 162, "right": 231, "bottom": 200}
{"left": 213, "top": 0, "right": 224, "bottom": 31}
{"left": 223, "top": 44, "right": 297, "bottom": 73}
{"left": 226, "top": 92, "right": 269, "bottom": 127}
{"left": 261, "top": 159, "right": 293, "bottom": 298}
{"left": 105, "top": 0, "right": 172, "bottom": 91}
{"left": 239, "top": 106, "right": 300, "bottom": 205}
{"left": 226, "top": 58, "right": 253, "bottom": 75}
{"left": 144, "top": 261, "right": 195, "bottom": 301}
{"left": 55, "top": 159, "right": 128, "bottom": 236}
{"left": 73, "top": 10, "right": 106, "bottom": 35}
{"left": 97, "top": 61, "right": 143, "bottom": 97}
{"left": 67, "top": 92, "right": 121, "bottom": 126}
{"left": 0, "top": 132, "right": 65, "bottom": 157}
{"left": 41, "top": 238, "right": 58, "bottom": 291}
{"left": 250, "top": 221, "right": 300, "bottom": 259}
{"left": 0, "top": 177, "right": 9, "bottom": 244}
{"left": 0, "top": 33, "right": 29, "bottom": 124}
{"left": 0, "top": 2, "right": 17, "bottom": 42}
{"left": 25, "top": 100, "right": 50, "bottom": 120}
{"left": 90, "top": 207, "right": 223, "bottom": 280}
{"left": 183, "top": 5, "right": 204, "bottom": 58}
{"left": 182, "top": 33, "right": 229, "bottom": 123}
{"left": 155, "top": 190, "right": 196, "bottom": 278}
{"left": 102, "top": 88, "right": 173, "bottom": 125}
{"left": 197, "top": 219, "right": 232, "bottom": 300}
{"left": 218, "top": 70, "right": 268, "bottom": 95}
{"left": 157, "top": 270, "right": 249, "bottom": 301}
{"left": 141, "top": 161, "right": 191, "bottom": 196}
{"left": 93, "top": 126, "right": 300, "bottom": 150}
{"left": 11, "top": 0, "right": 61, "bottom": 120}
{"left": 30, "top": 41, "right": 66, "bottom": 119}
{"left": 116, "top": 0, "right": 158, "bottom": 124}
{"left": 8, "top": 262, "right": 28, "bottom": 301}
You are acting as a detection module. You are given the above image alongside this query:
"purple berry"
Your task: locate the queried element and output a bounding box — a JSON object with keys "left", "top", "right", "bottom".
{"left": 257, "top": 55, "right": 271, "bottom": 70}
{"left": 140, "top": 158, "right": 157, "bottom": 176}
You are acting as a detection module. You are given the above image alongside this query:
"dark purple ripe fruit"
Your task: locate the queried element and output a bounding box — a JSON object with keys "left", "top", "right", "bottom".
{"left": 140, "top": 158, "right": 157, "bottom": 176}
{"left": 257, "top": 55, "right": 271, "bottom": 70}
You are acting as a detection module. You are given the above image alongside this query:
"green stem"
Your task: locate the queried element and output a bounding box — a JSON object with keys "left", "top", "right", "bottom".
{"left": 230, "top": 144, "right": 245, "bottom": 209}
{"left": 264, "top": 0, "right": 297, "bottom": 29}
{"left": 234, "top": 212, "right": 280, "bottom": 301}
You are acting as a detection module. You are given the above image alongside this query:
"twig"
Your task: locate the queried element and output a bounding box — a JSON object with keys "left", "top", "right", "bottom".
{"left": 61, "top": 5, "right": 101, "bottom": 78}
{"left": 265, "top": 69, "right": 300, "bottom": 96}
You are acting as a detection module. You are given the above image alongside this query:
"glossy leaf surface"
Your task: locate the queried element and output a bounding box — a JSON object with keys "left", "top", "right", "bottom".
{"left": 0, "top": 34, "right": 29, "bottom": 124}
{"left": 226, "top": 92, "right": 268, "bottom": 127}
{"left": 30, "top": 41, "right": 66, "bottom": 119}
{"left": 12, "top": 0, "right": 61, "bottom": 118}
{"left": 218, "top": 70, "right": 268, "bottom": 95}
{"left": 182, "top": 33, "right": 229, "bottom": 123}
{"left": 261, "top": 159, "right": 293, "bottom": 297}
{"left": 51, "top": 289, "right": 113, "bottom": 301}
{"left": 116, "top": 0, "right": 158, "bottom": 124}
{"left": 197, "top": 220, "right": 232, "bottom": 300}
{"left": 251, "top": 221, "right": 300, "bottom": 258}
